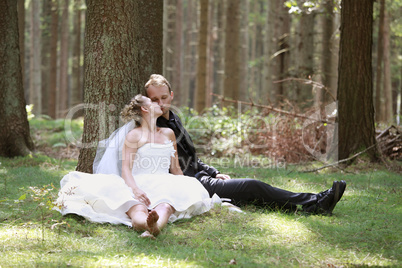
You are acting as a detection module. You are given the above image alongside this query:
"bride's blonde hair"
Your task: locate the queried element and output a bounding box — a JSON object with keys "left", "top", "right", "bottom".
{"left": 120, "top": 94, "right": 145, "bottom": 124}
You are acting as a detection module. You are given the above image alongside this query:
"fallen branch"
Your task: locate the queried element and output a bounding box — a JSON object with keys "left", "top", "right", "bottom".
{"left": 211, "top": 93, "right": 330, "bottom": 124}
{"left": 273, "top": 77, "right": 336, "bottom": 102}
{"left": 301, "top": 142, "right": 379, "bottom": 173}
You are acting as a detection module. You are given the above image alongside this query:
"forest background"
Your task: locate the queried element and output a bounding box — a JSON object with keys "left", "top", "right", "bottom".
{"left": 9, "top": 0, "right": 402, "bottom": 170}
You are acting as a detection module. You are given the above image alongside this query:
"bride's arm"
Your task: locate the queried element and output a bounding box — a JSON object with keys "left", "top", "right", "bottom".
{"left": 164, "top": 128, "right": 184, "bottom": 176}
{"left": 121, "top": 130, "right": 151, "bottom": 206}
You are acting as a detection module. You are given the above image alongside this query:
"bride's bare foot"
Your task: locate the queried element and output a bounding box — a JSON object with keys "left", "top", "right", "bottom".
{"left": 147, "top": 210, "right": 160, "bottom": 236}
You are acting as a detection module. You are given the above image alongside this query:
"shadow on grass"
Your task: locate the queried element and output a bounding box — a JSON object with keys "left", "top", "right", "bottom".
{"left": 1, "top": 155, "right": 400, "bottom": 267}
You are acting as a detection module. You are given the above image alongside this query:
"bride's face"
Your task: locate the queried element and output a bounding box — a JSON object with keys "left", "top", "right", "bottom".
{"left": 143, "top": 96, "right": 163, "bottom": 117}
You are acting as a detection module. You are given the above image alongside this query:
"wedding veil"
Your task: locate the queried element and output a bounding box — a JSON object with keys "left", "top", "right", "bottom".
{"left": 92, "top": 120, "right": 136, "bottom": 176}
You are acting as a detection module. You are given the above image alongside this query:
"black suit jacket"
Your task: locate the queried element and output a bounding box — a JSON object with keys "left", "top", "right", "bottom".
{"left": 156, "top": 111, "right": 219, "bottom": 179}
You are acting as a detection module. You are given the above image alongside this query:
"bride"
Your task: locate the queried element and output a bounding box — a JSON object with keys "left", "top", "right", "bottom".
{"left": 55, "top": 94, "right": 218, "bottom": 238}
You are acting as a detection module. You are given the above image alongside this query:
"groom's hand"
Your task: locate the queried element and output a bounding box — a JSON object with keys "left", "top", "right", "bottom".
{"left": 216, "top": 173, "right": 231, "bottom": 180}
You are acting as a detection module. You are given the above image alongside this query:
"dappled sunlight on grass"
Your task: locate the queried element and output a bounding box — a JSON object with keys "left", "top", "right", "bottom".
{"left": 1, "top": 149, "right": 401, "bottom": 267}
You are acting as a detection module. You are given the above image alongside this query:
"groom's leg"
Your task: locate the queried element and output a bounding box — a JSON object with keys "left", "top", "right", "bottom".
{"left": 199, "top": 176, "right": 317, "bottom": 209}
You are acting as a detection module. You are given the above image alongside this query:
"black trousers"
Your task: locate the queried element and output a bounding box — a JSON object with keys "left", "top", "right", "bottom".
{"left": 199, "top": 176, "right": 317, "bottom": 210}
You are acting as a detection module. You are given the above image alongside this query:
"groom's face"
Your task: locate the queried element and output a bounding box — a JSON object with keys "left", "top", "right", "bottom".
{"left": 146, "top": 85, "right": 173, "bottom": 119}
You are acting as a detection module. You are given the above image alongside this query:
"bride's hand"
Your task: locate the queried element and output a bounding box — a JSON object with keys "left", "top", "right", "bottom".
{"left": 132, "top": 188, "right": 151, "bottom": 206}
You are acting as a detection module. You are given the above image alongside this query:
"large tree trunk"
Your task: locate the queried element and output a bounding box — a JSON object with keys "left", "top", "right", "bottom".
{"left": 223, "top": 0, "right": 241, "bottom": 105}
{"left": 48, "top": 0, "right": 59, "bottom": 119}
{"left": 29, "top": 0, "right": 41, "bottom": 115}
{"left": 133, "top": 0, "right": 163, "bottom": 92}
{"left": 0, "top": 0, "right": 34, "bottom": 157}
{"left": 76, "top": 0, "right": 163, "bottom": 173}
{"left": 195, "top": 0, "right": 209, "bottom": 113}
{"left": 337, "top": 0, "right": 378, "bottom": 161}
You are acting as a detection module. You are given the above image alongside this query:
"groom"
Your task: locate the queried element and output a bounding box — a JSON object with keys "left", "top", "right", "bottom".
{"left": 144, "top": 74, "right": 346, "bottom": 214}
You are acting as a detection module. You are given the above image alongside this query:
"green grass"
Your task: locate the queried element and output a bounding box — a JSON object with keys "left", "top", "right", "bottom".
{"left": 0, "top": 119, "right": 401, "bottom": 267}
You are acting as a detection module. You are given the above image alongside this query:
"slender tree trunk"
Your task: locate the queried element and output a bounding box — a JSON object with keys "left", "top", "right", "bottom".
{"left": 382, "top": 7, "right": 393, "bottom": 123}
{"left": 320, "top": 0, "right": 335, "bottom": 103}
{"left": 163, "top": 0, "right": 176, "bottom": 95}
{"left": 182, "top": 0, "right": 194, "bottom": 107}
{"left": 186, "top": 0, "right": 199, "bottom": 108}
{"left": 71, "top": 0, "right": 82, "bottom": 116}
{"left": 58, "top": 0, "right": 69, "bottom": 117}
{"left": 206, "top": 0, "right": 214, "bottom": 108}
{"left": 223, "top": 0, "right": 241, "bottom": 105}
{"left": 41, "top": 0, "right": 51, "bottom": 116}
{"left": 337, "top": 0, "right": 378, "bottom": 161}
{"left": 17, "top": 0, "right": 25, "bottom": 93}
{"left": 29, "top": 0, "right": 41, "bottom": 114}
{"left": 263, "top": 0, "right": 276, "bottom": 102}
{"left": 173, "top": 0, "right": 183, "bottom": 106}
{"left": 213, "top": 0, "right": 225, "bottom": 101}
{"left": 195, "top": 0, "right": 208, "bottom": 113}
{"left": 239, "top": 0, "right": 249, "bottom": 102}
{"left": 0, "top": 0, "right": 34, "bottom": 157}
{"left": 375, "top": 0, "right": 385, "bottom": 122}
{"left": 273, "top": 1, "right": 291, "bottom": 103}
{"left": 48, "top": 0, "right": 59, "bottom": 119}
{"left": 296, "top": 0, "right": 315, "bottom": 106}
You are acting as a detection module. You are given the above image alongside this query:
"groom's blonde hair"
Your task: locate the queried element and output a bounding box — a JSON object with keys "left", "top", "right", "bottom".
{"left": 144, "top": 74, "right": 171, "bottom": 94}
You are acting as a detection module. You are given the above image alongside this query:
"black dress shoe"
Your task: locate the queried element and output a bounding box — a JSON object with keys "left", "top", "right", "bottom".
{"left": 303, "top": 181, "right": 341, "bottom": 215}
{"left": 337, "top": 180, "right": 347, "bottom": 202}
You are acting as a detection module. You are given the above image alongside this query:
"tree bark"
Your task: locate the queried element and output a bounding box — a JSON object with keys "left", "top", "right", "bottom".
{"left": 173, "top": 0, "right": 183, "bottom": 106}
{"left": 239, "top": 0, "right": 249, "bottom": 102}
{"left": 17, "top": 0, "right": 25, "bottom": 93}
{"left": 213, "top": 0, "right": 225, "bottom": 101}
{"left": 29, "top": 0, "right": 41, "bottom": 115}
{"left": 337, "top": 0, "right": 378, "bottom": 161}
{"left": 76, "top": 0, "right": 163, "bottom": 173}
{"left": 48, "top": 0, "right": 59, "bottom": 119}
{"left": 223, "top": 0, "right": 241, "bottom": 106}
{"left": 133, "top": 0, "right": 163, "bottom": 92}
{"left": 163, "top": 0, "right": 176, "bottom": 97}
{"left": 382, "top": 6, "right": 393, "bottom": 123}
{"left": 182, "top": 0, "right": 196, "bottom": 107}
{"left": 296, "top": 0, "right": 315, "bottom": 106}
{"left": 195, "top": 0, "right": 209, "bottom": 113}
{"left": 58, "top": 0, "right": 69, "bottom": 117}
{"left": 263, "top": 0, "right": 276, "bottom": 102}
{"left": 270, "top": 0, "right": 291, "bottom": 104}
{"left": 71, "top": 0, "right": 83, "bottom": 116}
{"left": 41, "top": 0, "right": 52, "bottom": 116}
{"left": 374, "top": 0, "right": 385, "bottom": 122}
{"left": 320, "top": 0, "right": 335, "bottom": 103}
{"left": 0, "top": 0, "right": 34, "bottom": 157}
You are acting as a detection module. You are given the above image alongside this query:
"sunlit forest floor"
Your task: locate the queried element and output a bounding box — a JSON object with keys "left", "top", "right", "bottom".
{"left": 0, "top": 118, "right": 401, "bottom": 267}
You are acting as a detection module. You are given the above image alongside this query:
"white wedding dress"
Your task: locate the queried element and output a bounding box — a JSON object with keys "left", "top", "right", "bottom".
{"left": 54, "top": 141, "right": 219, "bottom": 227}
